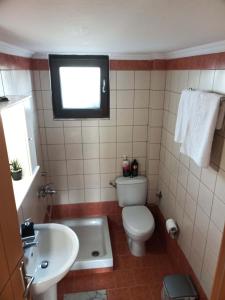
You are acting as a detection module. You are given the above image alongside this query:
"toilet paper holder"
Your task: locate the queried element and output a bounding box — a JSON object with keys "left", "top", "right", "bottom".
{"left": 166, "top": 219, "right": 179, "bottom": 239}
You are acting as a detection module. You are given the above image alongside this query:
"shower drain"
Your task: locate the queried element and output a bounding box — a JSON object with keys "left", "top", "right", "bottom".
{"left": 92, "top": 250, "right": 100, "bottom": 257}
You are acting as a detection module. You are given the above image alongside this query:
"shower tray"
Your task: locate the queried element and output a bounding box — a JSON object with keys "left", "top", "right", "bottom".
{"left": 54, "top": 216, "right": 113, "bottom": 270}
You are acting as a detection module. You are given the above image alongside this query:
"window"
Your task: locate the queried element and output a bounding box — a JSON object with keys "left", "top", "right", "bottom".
{"left": 49, "top": 55, "right": 110, "bottom": 118}
{"left": 1, "top": 96, "right": 39, "bottom": 209}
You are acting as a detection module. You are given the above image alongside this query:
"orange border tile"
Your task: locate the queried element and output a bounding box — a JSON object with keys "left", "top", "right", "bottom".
{"left": 1, "top": 51, "right": 225, "bottom": 71}
{"left": 0, "top": 52, "right": 31, "bottom": 69}
{"left": 31, "top": 58, "right": 49, "bottom": 70}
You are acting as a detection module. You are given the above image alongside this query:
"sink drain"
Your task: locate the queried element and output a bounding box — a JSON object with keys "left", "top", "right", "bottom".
{"left": 41, "top": 260, "right": 49, "bottom": 269}
{"left": 92, "top": 250, "right": 100, "bottom": 257}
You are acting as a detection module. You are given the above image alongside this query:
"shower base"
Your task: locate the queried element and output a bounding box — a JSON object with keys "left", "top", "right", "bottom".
{"left": 54, "top": 216, "right": 113, "bottom": 270}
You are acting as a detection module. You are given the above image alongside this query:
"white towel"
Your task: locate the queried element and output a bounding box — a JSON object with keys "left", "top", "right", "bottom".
{"left": 175, "top": 89, "right": 222, "bottom": 167}
{"left": 175, "top": 90, "right": 195, "bottom": 143}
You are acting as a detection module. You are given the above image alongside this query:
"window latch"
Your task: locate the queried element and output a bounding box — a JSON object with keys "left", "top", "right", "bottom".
{"left": 102, "top": 79, "right": 106, "bottom": 93}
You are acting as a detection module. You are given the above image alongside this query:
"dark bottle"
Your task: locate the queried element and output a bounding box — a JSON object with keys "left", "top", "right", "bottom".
{"left": 131, "top": 159, "right": 138, "bottom": 177}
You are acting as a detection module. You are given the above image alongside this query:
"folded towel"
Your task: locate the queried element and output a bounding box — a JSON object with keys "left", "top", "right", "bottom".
{"left": 175, "top": 90, "right": 194, "bottom": 143}
{"left": 175, "top": 89, "right": 222, "bottom": 167}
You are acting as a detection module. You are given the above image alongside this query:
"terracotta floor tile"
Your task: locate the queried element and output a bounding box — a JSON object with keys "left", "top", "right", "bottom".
{"left": 117, "top": 254, "right": 143, "bottom": 270}
{"left": 72, "top": 274, "right": 95, "bottom": 292}
{"left": 93, "top": 272, "right": 116, "bottom": 290}
{"left": 140, "top": 253, "right": 161, "bottom": 268}
{"left": 112, "top": 255, "right": 120, "bottom": 270}
{"left": 114, "top": 269, "right": 135, "bottom": 288}
{"left": 133, "top": 267, "right": 154, "bottom": 285}
{"left": 113, "top": 240, "right": 130, "bottom": 255}
{"left": 58, "top": 217, "right": 177, "bottom": 299}
{"left": 151, "top": 282, "right": 163, "bottom": 300}
{"left": 107, "top": 287, "right": 131, "bottom": 300}
{"left": 129, "top": 285, "right": 153, "bottom": 300}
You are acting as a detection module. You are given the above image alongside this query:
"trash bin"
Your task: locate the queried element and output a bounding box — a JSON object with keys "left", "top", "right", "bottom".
{"left": 162, "top": 274, "right": 198, "bottom": 300}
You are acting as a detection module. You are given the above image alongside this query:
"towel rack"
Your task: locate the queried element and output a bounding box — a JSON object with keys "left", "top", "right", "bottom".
{"left": 188, "top": 88, "right": 225, "bottom": 102}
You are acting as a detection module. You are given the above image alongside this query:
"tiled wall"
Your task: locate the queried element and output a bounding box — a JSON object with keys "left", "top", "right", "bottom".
{"left": 3, "top": 54, "right": 224, "bottom": 298}
{"left": 33, "top": 70, "right": 165, "bottom": 205}
{"left": 158, "top": 69, "right": 225, "bottom": 297}
{"left": 0, "top": 68, "right": 46, "bottom": 223}
{"left": 1, "top": 50, "right": 225, "bottom": 299}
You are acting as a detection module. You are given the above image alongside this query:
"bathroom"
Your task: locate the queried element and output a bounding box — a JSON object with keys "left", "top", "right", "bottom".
{"left": 0, "top": 1, "right": 225, "bottom": 300}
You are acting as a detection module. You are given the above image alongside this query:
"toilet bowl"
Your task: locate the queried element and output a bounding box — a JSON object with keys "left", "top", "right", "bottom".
{"left": 115, "top": 176, "right": 155, "bottom": 256}
{"left": 122, "top": 206, "right": 155, "bottom": 256}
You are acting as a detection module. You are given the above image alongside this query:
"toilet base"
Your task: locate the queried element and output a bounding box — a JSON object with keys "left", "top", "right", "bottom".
{"left": 127, "top": 236, "right": 146, "bottom": 257}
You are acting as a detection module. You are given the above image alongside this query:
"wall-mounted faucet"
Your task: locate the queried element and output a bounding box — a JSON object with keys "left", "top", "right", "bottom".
{"left": 38, "top": 183, "right": 56, "bottom": 198}
{"left": 109, "top": 181, "right": 117, "bottom": 188}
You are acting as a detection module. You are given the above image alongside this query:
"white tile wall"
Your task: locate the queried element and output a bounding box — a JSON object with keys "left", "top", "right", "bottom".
{"left": 30, "top": 65, "right": 225, "bottom": 298}
{"left": 117, "top": 90, "right": 134, "bottom": 108}
{"left": 116, "top": 71, "right": 134, "bottom": 89}
{"left": 34, "top": 70, "right": 165, "bottom": 204}
{"left": 159, "top": 69, "right": 225, "bottom": 298}
{"left": 134, "top": 90, "right": 149, "bottom": 108}
{"left": 135, "top": 71, "right": 150, "bottom": 89}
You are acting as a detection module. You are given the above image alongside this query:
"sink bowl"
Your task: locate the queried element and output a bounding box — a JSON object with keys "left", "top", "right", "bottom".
{"left": 24, "top": 223, "right": 79, "bottom": 298}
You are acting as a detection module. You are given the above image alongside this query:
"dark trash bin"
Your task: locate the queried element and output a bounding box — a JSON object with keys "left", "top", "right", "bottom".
{"left": 162, "top": 274, "right": 198, "bottom": 300}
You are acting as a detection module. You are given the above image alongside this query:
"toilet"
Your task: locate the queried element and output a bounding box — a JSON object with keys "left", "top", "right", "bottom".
{"left": 115, "top": 176, "right": 155, "bottom": 257}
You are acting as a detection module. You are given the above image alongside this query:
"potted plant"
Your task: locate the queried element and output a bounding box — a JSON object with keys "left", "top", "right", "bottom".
{"left": 10, "top": 159, "right": 22, "bottom": 181}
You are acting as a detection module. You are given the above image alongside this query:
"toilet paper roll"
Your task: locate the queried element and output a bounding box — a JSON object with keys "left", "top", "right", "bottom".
{"left": 166, "top": 218, "right": 178, "bottom": 236}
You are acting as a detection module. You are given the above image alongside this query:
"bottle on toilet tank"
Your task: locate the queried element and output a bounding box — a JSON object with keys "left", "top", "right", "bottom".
{"left": 131, "top": 159, "right": 138, "bottom": 177}
{"left": 122, "top": 155, "right": 130, "bottom": 177}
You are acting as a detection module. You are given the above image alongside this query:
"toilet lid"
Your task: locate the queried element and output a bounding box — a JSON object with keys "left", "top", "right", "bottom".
{"left": 122, "top": 206, "right": 155, "bottom": 236}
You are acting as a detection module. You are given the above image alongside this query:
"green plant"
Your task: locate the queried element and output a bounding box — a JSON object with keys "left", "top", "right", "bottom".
{"left": 10, "top": 159, "right": 22, "bottom": 172}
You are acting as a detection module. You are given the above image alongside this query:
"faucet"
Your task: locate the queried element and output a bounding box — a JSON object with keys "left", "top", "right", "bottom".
{"left": 20, "top": 218, "right": 35, "bottom": 240}
{"left": 38, "top": 183, "right": 56, "bottom": 198}
{"left": 20, "top": 218, "right": 39, "bottom": 249}
{"left": 23, "top": 240, "right": 39, "bottom": 249}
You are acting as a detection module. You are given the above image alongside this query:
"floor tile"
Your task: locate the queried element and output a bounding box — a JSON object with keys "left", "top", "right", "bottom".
{"left": 58, "top": 216, "right": 175, "bottom": 300}
{"left": 107, "top": 288, "right": 130, "bottom": 300}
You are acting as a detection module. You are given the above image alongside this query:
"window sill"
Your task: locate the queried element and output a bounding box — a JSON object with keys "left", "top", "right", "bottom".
{"left": 13, "top": 166, "right": 40, "bottom": 210}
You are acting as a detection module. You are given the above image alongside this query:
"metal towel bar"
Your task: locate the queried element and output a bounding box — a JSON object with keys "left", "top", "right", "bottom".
{"left": 188, "top": 87, "right": 225, "bottom": 102}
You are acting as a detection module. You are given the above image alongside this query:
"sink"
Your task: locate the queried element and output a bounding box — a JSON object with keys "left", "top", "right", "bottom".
{"left": 24, "top": 223, "right": 79, "bottom": 299}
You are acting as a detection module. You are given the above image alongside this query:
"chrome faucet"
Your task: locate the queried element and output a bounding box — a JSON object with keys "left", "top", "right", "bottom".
{"left": 38, "top": 183, "right": 56, "bottom": 198}
{"left": 23, "top": 240, "right": 39, "bottom": 250}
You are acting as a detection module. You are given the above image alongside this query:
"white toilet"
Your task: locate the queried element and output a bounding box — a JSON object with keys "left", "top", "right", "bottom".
{"left": 115, "top": 176, "right": 155, "bottom": 257}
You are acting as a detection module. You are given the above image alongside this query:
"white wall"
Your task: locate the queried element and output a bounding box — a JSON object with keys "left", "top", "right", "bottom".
{"left": 159, "top": 70, "right": 225, "bottom": 297}
{"left": 0, "top": 69, "right": 46, "bottom": 223}
{"left": 33, "top": 69, "right": 165, "bottom": 205}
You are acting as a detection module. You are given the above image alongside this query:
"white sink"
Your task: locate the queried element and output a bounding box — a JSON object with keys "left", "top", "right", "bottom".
{"left": 24, "top": 223, "right": 79, "bottom": 299}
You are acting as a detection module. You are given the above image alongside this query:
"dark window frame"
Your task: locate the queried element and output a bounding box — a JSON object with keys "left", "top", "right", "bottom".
{"left": 49, "top": 54, "right": 110, "bottom": 119}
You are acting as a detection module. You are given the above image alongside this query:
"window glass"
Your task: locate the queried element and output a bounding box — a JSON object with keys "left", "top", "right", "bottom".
{"left": 59, "top": 67, "right": 101, "bottom": 109}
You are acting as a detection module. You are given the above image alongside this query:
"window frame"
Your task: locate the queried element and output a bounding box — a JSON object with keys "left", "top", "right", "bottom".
{"left": 49, "top": 54, "right": 110, "bottom": 119}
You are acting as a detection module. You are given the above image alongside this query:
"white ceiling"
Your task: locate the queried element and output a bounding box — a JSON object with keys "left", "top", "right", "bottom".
{"left": 0, "top": 0, "right": 225, "bottom": 56}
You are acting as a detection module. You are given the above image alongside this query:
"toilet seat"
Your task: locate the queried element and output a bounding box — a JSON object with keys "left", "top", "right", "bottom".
{"left": 122, "top": 206, "right": 155, "bottom": 236}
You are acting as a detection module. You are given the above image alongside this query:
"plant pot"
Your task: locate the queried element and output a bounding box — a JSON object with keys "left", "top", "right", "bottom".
{"left": 11, "top": 169, "right": 22, "bottom": 181}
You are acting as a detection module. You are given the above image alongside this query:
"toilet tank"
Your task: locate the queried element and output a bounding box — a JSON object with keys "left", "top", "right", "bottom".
{"left": 115, "top": 176, "right": 147, "bottom": 207}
